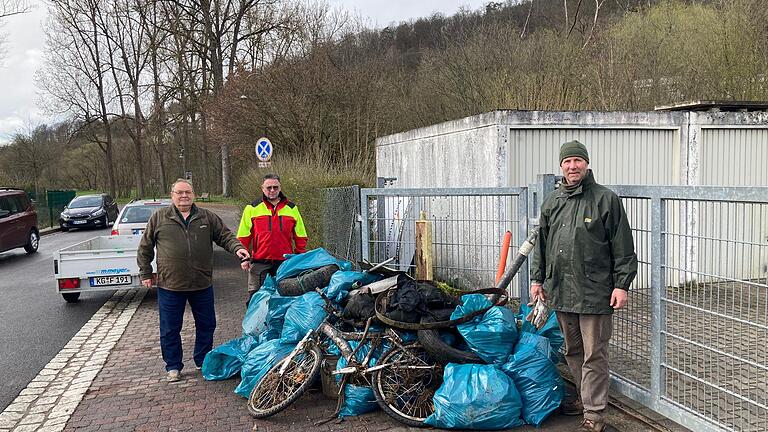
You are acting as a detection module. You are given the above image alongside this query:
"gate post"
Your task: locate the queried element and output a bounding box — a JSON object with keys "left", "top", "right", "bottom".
{"left": 650, "top": 197, "right": 667, "bottom": 403}
{"left": 522, "top": 174, "right": 557, "bottom": 303}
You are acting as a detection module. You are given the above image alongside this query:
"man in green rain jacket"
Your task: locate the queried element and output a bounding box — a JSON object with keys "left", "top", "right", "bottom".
{"left": 530, "top": 140, "right": 638, "bottom": 432}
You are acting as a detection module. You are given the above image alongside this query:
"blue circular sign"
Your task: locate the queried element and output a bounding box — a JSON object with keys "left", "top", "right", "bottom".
{"left": 255, "top": 137, "right": 272, "bottom": 162}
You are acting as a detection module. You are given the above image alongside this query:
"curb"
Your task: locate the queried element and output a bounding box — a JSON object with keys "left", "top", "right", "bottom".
{"left": 0, "top": 288, "right": 147, "bottom": 432}
{"left": 40, "top": 228, "right": 60, "bottom": 236}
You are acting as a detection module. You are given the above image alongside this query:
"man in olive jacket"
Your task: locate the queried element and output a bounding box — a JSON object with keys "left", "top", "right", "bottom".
{"left": 530, "top": 141, "right": 637, "bottom": 432}
{"left": 137, "top": 179, "right": 249, "bottom": 382}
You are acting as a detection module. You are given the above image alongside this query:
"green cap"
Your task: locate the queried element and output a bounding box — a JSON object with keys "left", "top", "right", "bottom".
{"left": 559, "top": 140, "right": 590, "bottom": 164}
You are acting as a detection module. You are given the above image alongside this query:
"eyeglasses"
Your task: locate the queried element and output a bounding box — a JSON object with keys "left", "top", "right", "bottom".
{"left": 173, "top": 190, "right": 194, "bottom": 195}
{"left": 264, "top": 186, "right": 280, "bottom": 190}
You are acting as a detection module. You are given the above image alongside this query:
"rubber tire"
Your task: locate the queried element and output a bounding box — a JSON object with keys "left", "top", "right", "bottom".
{"left": 247, "top": 344, "right": 322, "bottom": 418}
{"left": 24, "top": 230, "right": 39, "bottom": 254}
{"left": 101, "top": 215, "right": 109, "bottom": 227}
{"left": 62, "top": 293, "right": 81, "bottom": 303}
{"left": 277, "top": 264, "right": 339, "bottom": 296}
{"left": 60, "top": 224, "right": 69, "bottom": 232}
{"left": 372, "top": 343, "right": 441, "bottom": 427}
{"left": 417, "top": 315, "right": 485, "bottom": 365}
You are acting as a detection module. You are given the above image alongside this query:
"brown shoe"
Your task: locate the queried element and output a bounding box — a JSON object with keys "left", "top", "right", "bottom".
{"left": 577, "top": 418, "right": 605, "bottom": 432}
{"left": 561, "top": 397, "right": 583, "bottom": 416}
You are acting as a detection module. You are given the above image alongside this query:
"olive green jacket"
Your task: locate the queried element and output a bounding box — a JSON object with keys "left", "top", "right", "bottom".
{"left": 137, "top": 204, "right": 245, "bottom": 292}
{"left": 531, "top": 171, "right": 638, "bottom": 314}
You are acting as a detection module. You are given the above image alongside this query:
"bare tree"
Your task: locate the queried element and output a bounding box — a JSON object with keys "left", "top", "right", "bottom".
{"left": 137, "top": 0, "right": 172, "bottom": 192}
{"left": 40, "top": 0, "right": 119, "bottom": 197}
{"left": 2, "top": 125, "right": 57, "bottom": 197}
{"left": 0, "top": 0, "right": 28, "bottom": 18}
{"left": 163, "top": 0, "right": 288, "bottom": 196}
{"left": 0, "top": 0, "right": 30, "bottom": 59}
{"left": 103, "top": 0, "right": 151, "bottom": 197}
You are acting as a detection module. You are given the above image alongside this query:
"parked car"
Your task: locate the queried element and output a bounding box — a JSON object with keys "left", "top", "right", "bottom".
{"left": 0, "top": 188, "right": 39, "bottom": 254}
{"left": 111, "top": 199, "right": 171, "bottom": 236}
{"left": 59, "top": 194, "right": 119, "bottom": 231}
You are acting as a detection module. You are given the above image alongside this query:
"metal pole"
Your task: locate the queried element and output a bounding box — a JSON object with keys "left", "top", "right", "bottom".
{"left": 650, "top": 197, "right": 666, "bottom": 401}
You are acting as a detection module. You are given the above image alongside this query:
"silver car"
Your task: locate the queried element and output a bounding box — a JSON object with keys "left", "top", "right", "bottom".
{"left": 110, "top": 199, "right": 171, "bottom": 236}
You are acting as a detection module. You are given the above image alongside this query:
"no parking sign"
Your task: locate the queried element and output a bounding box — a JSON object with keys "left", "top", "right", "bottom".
{"left": 255, "top": 137, "right": 273, "bottom": 167}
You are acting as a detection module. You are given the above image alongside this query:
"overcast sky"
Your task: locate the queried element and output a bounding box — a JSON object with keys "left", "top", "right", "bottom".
{"left": 0, "top": 0, "right": 488, "bottom": 144}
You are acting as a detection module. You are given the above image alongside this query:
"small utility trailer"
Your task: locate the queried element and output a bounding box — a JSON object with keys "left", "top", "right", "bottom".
{"left": 53, "top": 235, "right": 154, "bottom": 302}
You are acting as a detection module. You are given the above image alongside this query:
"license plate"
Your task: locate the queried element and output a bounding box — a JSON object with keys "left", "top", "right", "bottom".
{"left": 132, "top": 229, "right": 144, "bottom": 235}
{"left": 90, "top": 275, "right": 132, "bottom": 287}
{"left": 72, "top": 220, "right": 87, "bottom": 225}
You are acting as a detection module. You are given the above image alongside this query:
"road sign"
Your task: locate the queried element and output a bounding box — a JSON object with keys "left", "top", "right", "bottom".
{"left": 255, "top": 137, "right": 273, "bottom": 162}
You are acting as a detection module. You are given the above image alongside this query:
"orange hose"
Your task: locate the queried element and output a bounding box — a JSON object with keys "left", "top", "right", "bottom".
{"left": 495, "top": 231, "right": 512, "bottom": 284}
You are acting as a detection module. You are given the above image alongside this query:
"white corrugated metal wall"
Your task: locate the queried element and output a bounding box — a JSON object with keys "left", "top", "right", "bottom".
{"left": 508, "top": 127, "right": 680, "bottom": 186}
{"left": 698, "top": 127, "right": 768, "bottom": 281}
{"left": 507, "top": 127, "right": 680, "bottom": 292}
{"left": 700, "top": 127, "right": 768, "bottom": 187}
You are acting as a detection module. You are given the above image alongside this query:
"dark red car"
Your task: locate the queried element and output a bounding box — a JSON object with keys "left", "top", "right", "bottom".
{"left": 0, "top": 188, "right": 39, "bottom": 254}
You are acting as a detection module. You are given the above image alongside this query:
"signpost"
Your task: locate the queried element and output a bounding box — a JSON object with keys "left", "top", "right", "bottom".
{"left": 255, "top": 137, "right": 273, "bottom": 168}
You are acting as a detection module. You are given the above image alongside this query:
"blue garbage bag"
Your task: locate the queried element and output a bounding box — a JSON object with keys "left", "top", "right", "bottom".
{"left": 338, "top": 384, "right": 377, "bottom": 417}
{"left": 280, "top": 292, "right": 327, "bottom": 343}
{"left": 201, "top": 334, "right": 261, "bottom": 381}
{"left": 425, "top": 363, "right": 524, "bottom": 430}
{"left": 451, "top": 294, "right": 518, "bottom": 365}
{"left": 334, "top": 341, "right": 385, "bottom": 417}
{"left": 275, "top": 248, "right": 352, "bottom": 281}
{"left": 501, "top": 332, "right": 564, "bottom": 426}
{"left": 261, "top": 294, "right": 298, "bottom": 341}
{"left": 235, "top": 339, "right": 296, "bottom": 398}
{"left": 325, "top": 271, "right": 381, "bottom": 303}
{"left": 519, "top": 303, "right": 564, "bottom": 357}
{"left": 242, "top": 276, "right": 278, "bottom": 337}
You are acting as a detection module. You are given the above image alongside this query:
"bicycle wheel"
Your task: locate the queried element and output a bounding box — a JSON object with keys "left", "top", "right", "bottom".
{"left": 372, "top": 343, "right": 442, "bottom": 427}
{"left": 247, "top": 344, "right": 323, "bottom": 418}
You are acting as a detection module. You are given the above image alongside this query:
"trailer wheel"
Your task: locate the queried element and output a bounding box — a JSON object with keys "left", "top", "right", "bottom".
{"left": 62, "top": 293, "right": 81, "bottom": 303}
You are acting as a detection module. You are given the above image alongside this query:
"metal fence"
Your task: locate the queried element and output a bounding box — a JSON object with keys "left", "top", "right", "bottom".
{"left": 360, "top": 187, "right": 529, "bottom": 297}
{"left": 29, "top": 189, "right": 75, "bottom": 229}
{"left": 321, "top": 180, "right": 768, "bottom": 432}
{"left": 608, "top": 185, "right": 768, "bottom": 432}
{"left": 322, "top": 185, "right": 362, "bottom": 268}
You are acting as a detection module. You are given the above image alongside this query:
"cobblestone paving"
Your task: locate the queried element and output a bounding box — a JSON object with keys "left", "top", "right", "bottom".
{"left": 0, "top": 288, "right": 146, "bottom": 432}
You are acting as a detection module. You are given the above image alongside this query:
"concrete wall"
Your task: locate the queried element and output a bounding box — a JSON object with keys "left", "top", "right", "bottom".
{"left": 376, "top": 112, "right": 509, "bottom": 188}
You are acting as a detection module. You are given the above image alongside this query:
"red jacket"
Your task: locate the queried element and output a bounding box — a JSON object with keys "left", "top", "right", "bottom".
{"left": 236, "top": 193, "right": 308, "bottom": 261}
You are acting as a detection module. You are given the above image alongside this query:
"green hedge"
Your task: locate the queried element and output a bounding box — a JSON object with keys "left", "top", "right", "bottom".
{"left": 235, "top": 158, "right": 373, "bottom": 250}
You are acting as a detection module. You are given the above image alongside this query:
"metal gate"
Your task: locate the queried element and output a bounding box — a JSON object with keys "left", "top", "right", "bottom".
{"left": 608, "top": 185, "right": 768, "bottom": 432}
{"left": 322, "top": 180, "right": 768, "bottom": 432}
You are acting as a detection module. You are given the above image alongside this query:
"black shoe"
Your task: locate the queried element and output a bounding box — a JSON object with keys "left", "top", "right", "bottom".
{"left": 561, "top": 398, "right": 583, "bottom": 416}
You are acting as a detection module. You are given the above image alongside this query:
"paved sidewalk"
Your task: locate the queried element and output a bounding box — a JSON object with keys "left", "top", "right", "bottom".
{"left": 0, "top": 206, "right": 681, "bottom": 432}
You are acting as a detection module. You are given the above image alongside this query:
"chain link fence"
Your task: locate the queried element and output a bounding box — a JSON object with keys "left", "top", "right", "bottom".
{"left": 322, "top": 185, "right": 361, "bottom": 268}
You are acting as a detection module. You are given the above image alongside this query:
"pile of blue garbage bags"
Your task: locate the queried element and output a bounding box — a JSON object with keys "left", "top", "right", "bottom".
{"left": 202, "top": 248, "right": 566, "bottom": 430}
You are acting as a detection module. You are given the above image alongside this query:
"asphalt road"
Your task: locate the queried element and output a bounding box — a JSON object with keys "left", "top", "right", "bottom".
{"left": 0, "top": 225, "right": 116, "bottom": 411}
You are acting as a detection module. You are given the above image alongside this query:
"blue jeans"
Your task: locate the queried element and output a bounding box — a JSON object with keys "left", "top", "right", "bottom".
{"left": 157, "top": 286, "right": 216, "bottom": 372}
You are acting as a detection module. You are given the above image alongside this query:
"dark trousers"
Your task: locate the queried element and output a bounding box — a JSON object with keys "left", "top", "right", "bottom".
{"left": 157, "top": 286, "right": 216, "bottom": 371}
{"left": 247, "top": 260, "right": 281, "bottom": 304}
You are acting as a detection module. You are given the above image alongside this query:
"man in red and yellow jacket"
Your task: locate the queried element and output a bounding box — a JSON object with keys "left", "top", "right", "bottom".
{"left": 237, "top": 174, "right": 308, "bottom": 302}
